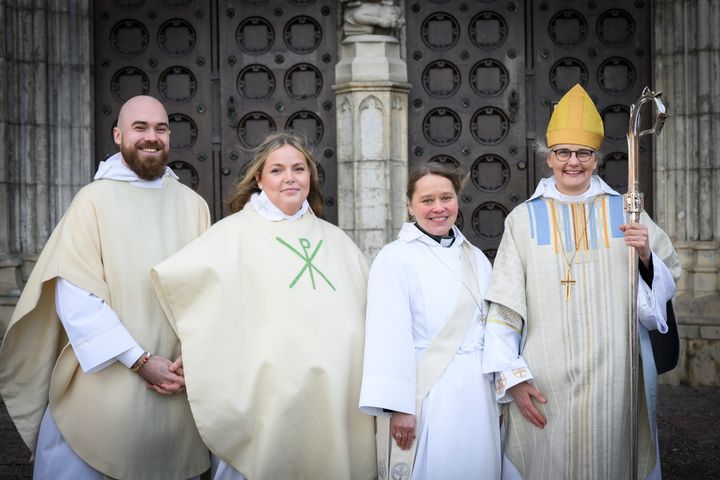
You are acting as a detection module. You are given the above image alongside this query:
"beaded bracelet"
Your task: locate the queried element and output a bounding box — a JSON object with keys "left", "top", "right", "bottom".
{"left": 131, "top": 352, "right": 151, "bottom": 373}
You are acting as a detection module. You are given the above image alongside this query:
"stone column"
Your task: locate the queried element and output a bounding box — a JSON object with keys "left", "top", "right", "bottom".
{"left": 653, "top": 0, "right": 720, "bottom": 385}
{"left": 0, "top": 0, "right": 94, "bottom": 333}
{"left": 334, "top": 1, "right": 410, "bottom": 259}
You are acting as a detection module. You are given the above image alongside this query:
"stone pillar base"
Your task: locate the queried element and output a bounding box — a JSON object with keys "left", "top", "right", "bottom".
{"left": 660, "top": 241, "right": 720, "bottom": 386}
{"left": 0, "top": 255, "right": 25, "bottom": 338}
{"left": 675, "top": 241, "right": 720, "bottom": 297}
{"left": 660, "top": 293, "right": 720, "bottom": 387}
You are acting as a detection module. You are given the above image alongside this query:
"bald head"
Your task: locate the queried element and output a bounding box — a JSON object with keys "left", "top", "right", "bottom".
{"left": 116, "top": 95, "right": 168, "bottom": 132}
{"left": 114, "top": 96, "right": 171, "bottom": 180}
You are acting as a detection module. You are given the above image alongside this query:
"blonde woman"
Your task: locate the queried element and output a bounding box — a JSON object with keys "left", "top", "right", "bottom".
{"left": 152, "top": 132, "right": 376, "bottom": 480}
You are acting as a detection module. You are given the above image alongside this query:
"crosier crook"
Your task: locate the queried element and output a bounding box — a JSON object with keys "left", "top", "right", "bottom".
{"left": 625, "top": 86, "right": 666, "bottom": 480}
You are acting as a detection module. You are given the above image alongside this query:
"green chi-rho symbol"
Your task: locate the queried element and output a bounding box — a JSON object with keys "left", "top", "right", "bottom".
{"left": 276, "top": 237, "right": 336, "bottom": 291}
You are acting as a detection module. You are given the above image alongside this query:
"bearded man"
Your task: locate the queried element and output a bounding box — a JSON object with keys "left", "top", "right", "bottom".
{"left": 0, "top": 95, "right": 211, "bottom": 479}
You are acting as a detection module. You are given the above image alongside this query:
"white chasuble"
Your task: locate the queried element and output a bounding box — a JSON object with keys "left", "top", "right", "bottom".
{"left": 152, "top": 203, "right": 376, "bottom": 480}
{"left": 485, "top": 194, "right": 681, "bottom": 480}
{"left": 0, "top": 178, "right": 211, "bottom": 479}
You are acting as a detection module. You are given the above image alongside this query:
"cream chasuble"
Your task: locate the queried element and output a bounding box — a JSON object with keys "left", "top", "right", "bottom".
{"left": 486, "top": 194, "right": 681, "bottom": 480}
{"left": 151, "top": 203, "right": 376, "bottom": 480}
{"left": 0, "top": 178, "right": 211, "bottom": 479}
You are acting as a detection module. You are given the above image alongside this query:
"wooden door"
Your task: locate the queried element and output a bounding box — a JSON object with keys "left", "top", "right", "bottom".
{"left": 406, "top": 0, "right": 652, "bottom": 258}
{"left": 94, "top": 0, "right": 338, "bottom": 221}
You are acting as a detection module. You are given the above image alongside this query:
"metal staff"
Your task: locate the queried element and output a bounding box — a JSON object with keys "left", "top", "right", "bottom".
{"left": 625, "top": 86, "right": 666, "bottom": 480}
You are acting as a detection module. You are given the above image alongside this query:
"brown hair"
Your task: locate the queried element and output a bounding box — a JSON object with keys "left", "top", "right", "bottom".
{"left": 226, "top": 131, "right": 324, "bottom": 216}
{"left": 406, "top": 161, "right": 467, "bottom": 201}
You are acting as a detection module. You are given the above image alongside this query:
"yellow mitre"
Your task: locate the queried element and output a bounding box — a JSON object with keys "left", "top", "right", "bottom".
{"left": 546, "top": 84, "right": 604, "bottom": 150}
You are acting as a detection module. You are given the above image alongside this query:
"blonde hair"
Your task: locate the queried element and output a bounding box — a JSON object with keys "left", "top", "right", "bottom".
{"left": 226, "top": 131, "right": 324, "bottom": 216}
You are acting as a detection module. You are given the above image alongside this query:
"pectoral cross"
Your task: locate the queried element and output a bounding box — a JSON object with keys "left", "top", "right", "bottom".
{"left": 560, "top": 269, "right": 576, "bottom": 301}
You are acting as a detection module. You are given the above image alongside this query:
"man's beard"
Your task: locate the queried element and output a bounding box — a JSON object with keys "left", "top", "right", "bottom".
{"left": 121, "top": 142, "right": 169, "bottom": 180}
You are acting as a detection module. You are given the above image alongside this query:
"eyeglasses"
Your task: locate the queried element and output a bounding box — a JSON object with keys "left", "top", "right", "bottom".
{"left": 551, "top": 148, "right": 595, "bottom": 162}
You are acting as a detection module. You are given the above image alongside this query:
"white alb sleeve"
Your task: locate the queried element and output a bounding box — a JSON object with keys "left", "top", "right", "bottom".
{"left": 637, "top": 251, "right": 677, "bottom": 333}
{"left": 482, "top": 303, "right": 533, "bottom": 403}
{"left": 55, "top": 278, "right": 144, "bottom": 373}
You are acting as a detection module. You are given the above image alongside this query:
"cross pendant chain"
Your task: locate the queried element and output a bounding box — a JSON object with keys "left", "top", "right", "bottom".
{"left": 560, "top": 268, "right": 576, "bottom": 301}
{"left": 551, "top": 200, "right": 591, "bottom": 303}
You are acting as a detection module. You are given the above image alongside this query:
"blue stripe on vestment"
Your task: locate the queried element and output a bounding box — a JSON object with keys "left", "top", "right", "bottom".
{"left": 561, "top": 203, "right": 573, "bottom": 252}
{"left": 588, "top": 202, "right": 598, "bottom": 249}
{"left": 609, "top": 195, "right": 625, "bottom": 238}
{"left": 528, "top": 198, "right": 550, "bottom": 245}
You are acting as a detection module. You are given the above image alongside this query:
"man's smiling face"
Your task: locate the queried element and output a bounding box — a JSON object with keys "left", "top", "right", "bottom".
{"left": 113, "top": 96, "right": 171, "bottom": 181}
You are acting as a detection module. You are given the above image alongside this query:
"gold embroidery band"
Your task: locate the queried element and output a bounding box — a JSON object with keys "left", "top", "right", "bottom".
{"left": 485, "top": 318, "right": 522, "bottom": 334}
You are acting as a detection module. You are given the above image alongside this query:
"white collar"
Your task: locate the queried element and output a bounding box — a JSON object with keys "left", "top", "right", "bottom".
{"left": 527, "top": 175, "right": 620, "bottom": 203}
{"left": 397, "top": 222, "right": 465, "bottom": 248}
{"left": 94, "top": 152, "right": 178, "bottom": 189}
{"left": 250, "top": 191, "right": 310, "bottom": 221}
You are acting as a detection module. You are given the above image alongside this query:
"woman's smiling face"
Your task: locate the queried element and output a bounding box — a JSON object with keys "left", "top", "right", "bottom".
{"left": 547, "top": 143, "right": 598, "bottom": 195}
{"left": 408, "top": 174, "right": 459, "bottom": 236}
{"left": 256, "top": 145, "right": 311, "bottom": 216}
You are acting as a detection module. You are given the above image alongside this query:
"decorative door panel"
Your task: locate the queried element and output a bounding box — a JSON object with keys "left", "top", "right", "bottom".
{"left": 94, "top": 1, "right": 652, "bottom": 234}
{"left": 532, "top": 1, "right": 653, "bottom": 215}
{"left": 406, "top": 1, "right": 527, "bottom": 259}
{"left": 218, "top": 1, "right": 338, "bottom": 221}
{"left": 95, "top": 0, "right": 338, "bottom": 221}
{"left": 406, "top": 0, "right": 652, "bottom": 257}
{"left": 94, "top": 0, "right": 216, "bottom": 208}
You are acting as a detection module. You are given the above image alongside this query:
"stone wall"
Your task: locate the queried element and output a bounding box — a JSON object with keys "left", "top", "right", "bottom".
{"left": 654, "top": 0, "right": 720, "bottom": 385}
{"left": 0, "top": 0, "right": 93, "bottom": 334}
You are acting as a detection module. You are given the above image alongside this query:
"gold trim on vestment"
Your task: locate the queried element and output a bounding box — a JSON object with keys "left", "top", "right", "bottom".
{"left": 485, "top": 317, "right": 522, "bottom": 334}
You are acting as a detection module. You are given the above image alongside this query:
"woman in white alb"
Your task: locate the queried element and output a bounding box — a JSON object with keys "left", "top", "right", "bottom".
{"left": 359, "top": 163, "right": 502, "bottom": 480}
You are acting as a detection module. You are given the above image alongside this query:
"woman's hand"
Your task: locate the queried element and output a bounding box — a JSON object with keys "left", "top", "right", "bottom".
{"left": 619, "top": 222, "right": 651, "bottom": 266}
{"left": 390, "top": 412, "right": 416, "bottom": 450}
{"left": 508, "top": 381, "right": 547, "bottom": 428}
{"left": 169, "top": 355, "right": 184, "bottom": 376}
{"left": 138, "top": 355, "right": 185, "bottom": 395}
